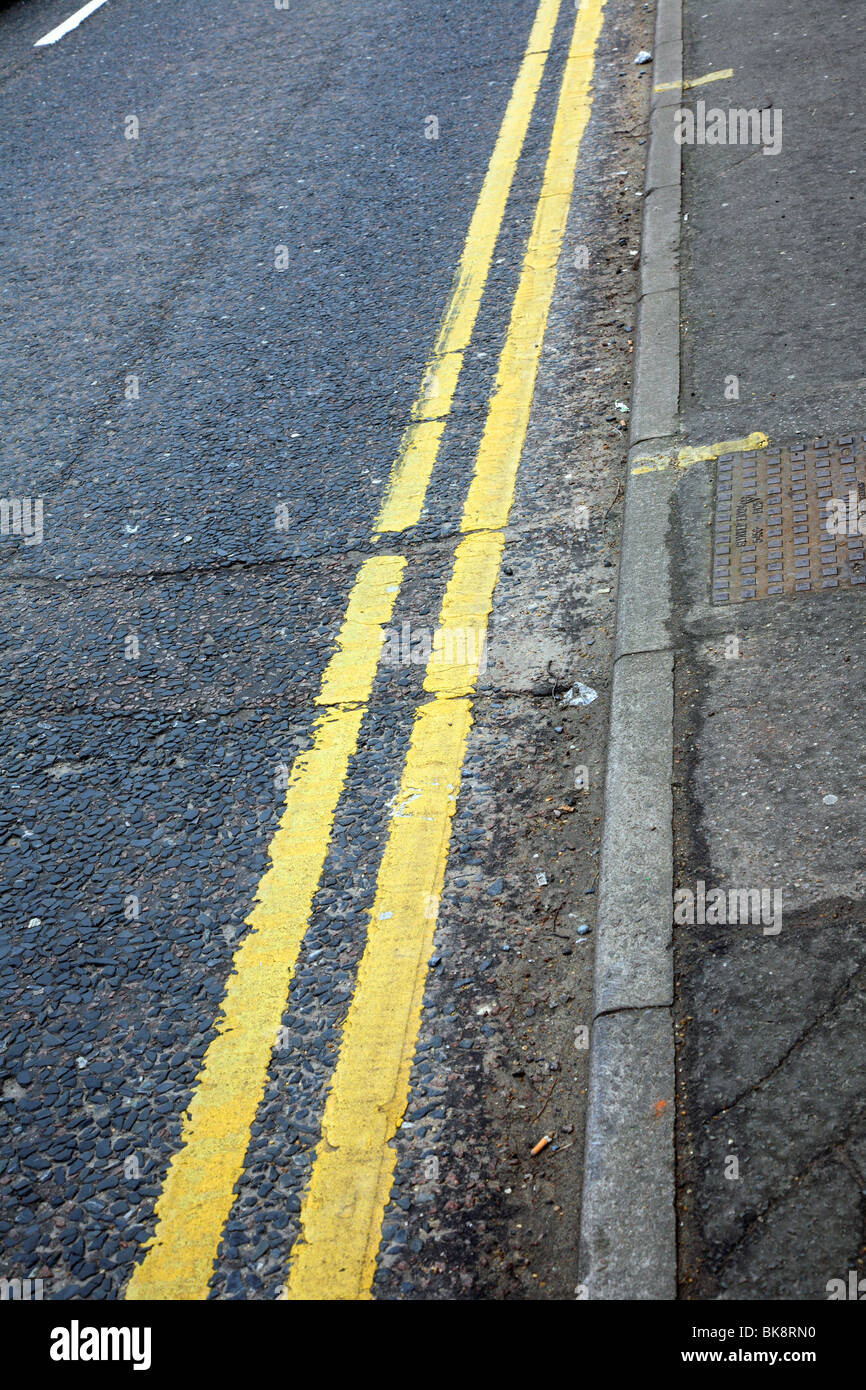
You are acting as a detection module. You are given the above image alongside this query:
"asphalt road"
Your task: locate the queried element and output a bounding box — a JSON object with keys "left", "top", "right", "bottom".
{"left": 0, "top": 0, "right": 649, "bottom": 1299}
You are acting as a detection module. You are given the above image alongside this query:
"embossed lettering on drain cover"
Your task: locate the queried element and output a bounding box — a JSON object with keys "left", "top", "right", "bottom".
{"left": 712, "top": 436, "right": 866, "bottom": 604}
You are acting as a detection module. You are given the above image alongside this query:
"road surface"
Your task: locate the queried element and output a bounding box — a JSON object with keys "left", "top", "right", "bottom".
{"left": 0, "top": 0, "right": 649, "bottom": 1299}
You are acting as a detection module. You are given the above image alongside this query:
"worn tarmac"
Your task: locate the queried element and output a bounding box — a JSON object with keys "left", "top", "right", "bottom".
{"left": 0, "top": 0, "right": 652, "bottom": 1299}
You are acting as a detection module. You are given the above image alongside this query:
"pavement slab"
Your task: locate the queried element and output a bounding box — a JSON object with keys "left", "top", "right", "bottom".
{"left": 671, "top": 0, "right": 866, "bottom": 1303}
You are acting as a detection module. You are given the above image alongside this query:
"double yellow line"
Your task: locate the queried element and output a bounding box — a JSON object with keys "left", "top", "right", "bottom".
{"left": 374, "top": 0, "right": 565, "bottom": 534}
{"left": 127, "top": 0, "right": 606, "bottom": 1302}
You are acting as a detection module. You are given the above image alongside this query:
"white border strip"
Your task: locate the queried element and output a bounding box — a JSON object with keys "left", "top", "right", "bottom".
{"left": 35, "top": 0, "right": 110, "bottom": 48}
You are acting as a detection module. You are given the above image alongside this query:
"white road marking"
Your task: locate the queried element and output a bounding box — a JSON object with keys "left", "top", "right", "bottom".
{"left": 34, "top": 0, "right": 110, "bottom": 47}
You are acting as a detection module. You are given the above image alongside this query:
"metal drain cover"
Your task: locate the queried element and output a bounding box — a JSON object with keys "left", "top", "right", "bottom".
{"left": 712, "top": 436, "right": 866, "bottom": 604}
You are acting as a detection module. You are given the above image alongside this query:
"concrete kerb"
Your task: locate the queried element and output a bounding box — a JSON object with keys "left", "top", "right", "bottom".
{"left": 630, "top": 289, "right": 680, "bottom": 444}
{"left": 581, "top": 1010, "right": 676, "bottom": 1300}
{"left": 577, "top": 0, "right": 682, "bottom": 1301}
{"left": 593, "top": 646, "right": 674, "bottom": 1018}
{"left": 646, "top": 101, "right": 685, "bottom": 192}
{"left": 640, "top": 185, "right": 681, "bottom": 298}
{"left": 615, "top": 457, "right": 678, "bottom": 660}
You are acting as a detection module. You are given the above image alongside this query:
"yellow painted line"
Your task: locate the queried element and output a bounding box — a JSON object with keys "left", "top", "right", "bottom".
{"left": 285, "top": 0, "right": 607, "bottom": 1302}
{"left": 125, "top": 555, "right": 405, "bottom": 1301}
{"left": 460, "top": 0, "right": 607, "bottom": 534}
{"left": 426, "top": 530, "right": 503, "bottom": 698}
{"left": 654, "top": 67, "right": 734, "bottom": 93}
{"left": 123, "top": 0, "right": 565, "bottom": 1304}
{"left": 285, "top": 695, "right": 473, "bottom": 1300}
{"left": 684, "top": 67, "right": 734, "bottom": 90}
{"left": 373, "top": 0, "right": 563, "bottom": 535}
{"left": 286, "top": 538, "right": 500, "bottom": 1302}
{"left": 631, "top": 431, "right": 769, "bottom": 476}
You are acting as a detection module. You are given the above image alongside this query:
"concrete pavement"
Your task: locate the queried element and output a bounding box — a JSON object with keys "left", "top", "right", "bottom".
{"left": 579, "top": 0, "right": 866, "bottom": 1305}
{"left": 674, "top": 0, "right": 866, "bottom": 1301}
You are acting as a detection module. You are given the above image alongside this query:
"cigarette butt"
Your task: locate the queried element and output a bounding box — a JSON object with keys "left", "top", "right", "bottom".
{"left": 531, "top": 1134, "right": 552, "bottom": 1156}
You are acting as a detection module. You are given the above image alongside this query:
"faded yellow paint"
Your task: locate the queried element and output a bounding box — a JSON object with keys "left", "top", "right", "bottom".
{"left": 285, "top": 0, "right": 608, "bottom": 1301}
{"left": 373, "top": 0, "right": 563, "bottom": 534}
{"left": 284, "top": 540, "right": 503, "bottom": 1301}
{"left": 425, "top": 530, "right": 505, "bottom": 698}
{"left": 285, "top": 696, "right": 473, "bottom": 1300}
{"left": 631, "top": 431, "right": 769, "bottom": 475}
{"left": 125, "top": 555, "right": 405, "bottom": 1301}
{"left": 461, "top": 0, "right": 607, "bottom": 533}
{"left": 654, "top": 67, "right": 734, "bottom": 93}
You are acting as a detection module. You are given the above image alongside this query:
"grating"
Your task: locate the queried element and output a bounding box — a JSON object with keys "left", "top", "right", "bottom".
{"left": 711, "top": 435, "right": 866, "bottom": 604}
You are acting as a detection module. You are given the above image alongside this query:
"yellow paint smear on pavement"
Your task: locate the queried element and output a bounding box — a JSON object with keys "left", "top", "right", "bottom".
{"left": 631, "top": 431, "right": 769, "bottom": 475}
{"left": 654, "top": 67, "right": 734, "bottom": 93}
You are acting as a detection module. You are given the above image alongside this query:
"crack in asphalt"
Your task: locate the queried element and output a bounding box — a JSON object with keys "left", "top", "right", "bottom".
{"left": 704, "top": 964, "right": 866, "bottom": 1125}
{"left": 714, "top": 1110, "right": 866, "bottom": 1277}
